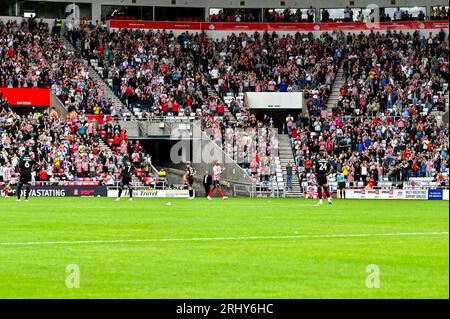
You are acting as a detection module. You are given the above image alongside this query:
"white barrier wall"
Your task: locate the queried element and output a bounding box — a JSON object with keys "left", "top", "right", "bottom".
{"left": 246, "top": 92, "right": 304, "bottom": 110}
{"left": 108, "top": 189, "right": 190, "bottom": 198}
{"left": 345, "top": 189, "right": 449, "bottom": 200}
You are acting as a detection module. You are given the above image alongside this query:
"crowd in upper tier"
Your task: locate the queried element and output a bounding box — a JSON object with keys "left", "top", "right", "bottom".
{"left": 0, "top": 17, "right": 449, "bottom": 188}
{"left": 0, "top": 18, "right": 121, "bottom": 116}
{"left": 68, "top": 24, "right": 342, "bottom": 119}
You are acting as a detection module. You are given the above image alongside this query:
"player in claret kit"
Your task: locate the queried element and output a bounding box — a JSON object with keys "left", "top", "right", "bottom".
{"left": 184, "top": 162, "right": 197, "bottom": 199}
{"left": 207, "top": 162, "right": 228, "bottom": 200}
{"left": 314, "top": 152, "right": 333, "bottom": 206}
{"left": 17, "top": 149, "right": 36, "bottom": 202}
{"left": 116, "top": 156, "right": 134, "bottom": 201}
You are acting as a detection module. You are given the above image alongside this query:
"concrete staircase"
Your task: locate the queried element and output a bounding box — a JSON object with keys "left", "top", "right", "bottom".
{"left": 278, "top": 134, "right": 303, "bottom": 197}
{"left": 88, "top": 59, "right": 132, "bottom": 119}
{"left": 207, "top": 87, "right": 237, "bottom": 122}
{"left": 222, "top": 92, "right": 245, "bottom": 122}
{"left": 272, "top": 137, "right": 286, "bottom": 193}
{"left": 62, "top": 36, "right": 130, "bottom": 119}
{"left": 431, "top": 82, "right": 449, "bottom": 125}
{"left": 327, "top": 67, "right": 345, "bottom": 112}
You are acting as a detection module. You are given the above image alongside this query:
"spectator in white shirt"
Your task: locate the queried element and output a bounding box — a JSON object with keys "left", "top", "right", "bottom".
{"left": 344, "top": 7, "right": 353, "bottom": 22}
{"left": 356, "top": 10, "right": 364, "bottom": 22}
{"left": 394, "top": 7, "right": 402, "bottom": 21}
{"left": 307, "top": 6, "right": 315, "bottom": 22}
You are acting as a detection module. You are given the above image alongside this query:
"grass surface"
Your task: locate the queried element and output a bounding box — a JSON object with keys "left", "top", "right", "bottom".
{"left": 0, "top": 197, "right": 448, "bottom": 298}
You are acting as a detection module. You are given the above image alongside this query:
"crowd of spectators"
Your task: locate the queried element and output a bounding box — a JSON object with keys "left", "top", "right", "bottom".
{"left": 1, "top": 17, "right": 449, "bottom": 190}
{"left": 0, "top": 19, "right": 54, "bottom": 88}
{"left": 0, "top": 106, "right": 155, "bottom": 187}
{"left": 265, "top": 7, "right": 316, "bottom": 23}
{"left": 0, "top": 18, "right": 120, "bottom": 117}
{"left": 66, "top": 21, "right": 449, "bottom": 186}
{"left": 430, "top": 6, "right": 449, "bottom": 20}
{"left": 209, "top": 9, "right": 259, "bottom": 23}
{"left": 0, "top": 19, "right": 150, "bottom": 187}
{"left": 80, "top": 24, "right": 342, "bottom": 113}
{"left": 0, "top": 109, "right": 109, "bottom": 185}
{"left": 69, "top": 23, "right": 346, "bottom": 173}
{"left": 216, "top": 6, "right": 447, "bottom": 24}
{"left": 287, "top": 30, "right": 449, "bottom": 186}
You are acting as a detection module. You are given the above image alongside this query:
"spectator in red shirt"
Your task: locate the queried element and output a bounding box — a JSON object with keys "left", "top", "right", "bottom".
{"left": 39, "top": 168, "right": 48, "bottom": 181}
{"left": 113, "top": 134, "right": 120, "bottom": 146}
{"left": 7, "top": 48, "right": 15, "bottom": 58}
{"left": 172, "top": 100, "right": 179, "bottom": 115}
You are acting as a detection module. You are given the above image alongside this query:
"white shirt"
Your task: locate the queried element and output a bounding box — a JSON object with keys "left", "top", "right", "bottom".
{"left": 344, "top": 9, "right": 351, "bottom": 19}
{"left": 210, "top": 68, "right": 219, "bottom": 79}
{"left": 361, "top": 166, "right": 368, "bottom": 175}
{"left": 213, "top": 165, "right": 222, "bottom": 181}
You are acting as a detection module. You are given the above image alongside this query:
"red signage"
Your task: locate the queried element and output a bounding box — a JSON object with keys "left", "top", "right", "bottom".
{"left": 109, "top": 20, "right": 448, "bottom": 32}
{"left": 0, "top": 88, "right": 50, "bottom": 107}
{"left": 110, "top": 20, "right": 202, "bottom": 30}
{"left": 85, "top": 115, "right": 113, "bottom": 122}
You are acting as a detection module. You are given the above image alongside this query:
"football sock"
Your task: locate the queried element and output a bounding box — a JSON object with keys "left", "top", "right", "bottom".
{"left": 25, "top": 185, "right": 31, "bottom": 200}
{"left": 17, "top": 184, "right": 22, "bottom": 200}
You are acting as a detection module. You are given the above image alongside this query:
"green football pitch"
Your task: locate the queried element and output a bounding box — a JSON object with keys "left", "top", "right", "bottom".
{"left": 0, "top": 197, "right": 448, "bottom": 299}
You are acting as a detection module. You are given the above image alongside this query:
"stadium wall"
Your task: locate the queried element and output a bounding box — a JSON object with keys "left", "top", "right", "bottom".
{"left": 345, "top": 189, "right": 450, "bottom": 200}
{"left": 0, "top": 185, "right": 108, "bottom": 197}
{"left": 107, "top": 20, "right": 449, "bottom": 38}
{"left": 20, "top": 0, "right": 450, "bottom": 23}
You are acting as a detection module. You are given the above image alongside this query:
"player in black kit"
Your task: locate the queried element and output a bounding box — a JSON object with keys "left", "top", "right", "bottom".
{"left": 17, "top": 150, "right": 36, "bottom": 202}
{"left": 184, "top": 162, "right": 197, "bottom": 199}
{"left": 116, "top": 156, "right": 133, "bottom": 201}
{"left": 314, "top": 152, "right": 333, "bottom": 205}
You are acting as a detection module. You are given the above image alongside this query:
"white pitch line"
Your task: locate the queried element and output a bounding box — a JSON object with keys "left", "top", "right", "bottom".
{"left": 0, "top": 231, "right": 448, "bottom": 247}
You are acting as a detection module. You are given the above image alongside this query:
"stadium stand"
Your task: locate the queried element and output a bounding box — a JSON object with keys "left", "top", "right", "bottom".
{"left": 0, "top": 12, "right": 448, "bottom": 195}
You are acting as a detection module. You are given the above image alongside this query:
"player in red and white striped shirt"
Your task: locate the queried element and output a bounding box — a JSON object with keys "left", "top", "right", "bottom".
{"left": 207, "top": 162, "right": 228, "bottom": 200}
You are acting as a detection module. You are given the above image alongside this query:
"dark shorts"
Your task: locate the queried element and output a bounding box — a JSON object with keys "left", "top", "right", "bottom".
{"left": 20, "top": 172, "right": 32, "bottom": 185}
{"left": 187, "top": 176, "right": 194, "bottom": 186}
{"left": 317, "top": 175, "right": 328, "bottom": 187}
{"left": 213, "top": 180, "right": 220, "bottom": 187}
{"left": 338, "top": 182, "right": 346, "bottom": 190}
{"left": 121, "top": 175, "right": 132, "bottom": 186}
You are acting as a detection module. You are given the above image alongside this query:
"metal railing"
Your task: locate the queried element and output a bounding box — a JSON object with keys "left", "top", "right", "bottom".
{"left": 232, "top": 180, "right": 285, "bottom": 198}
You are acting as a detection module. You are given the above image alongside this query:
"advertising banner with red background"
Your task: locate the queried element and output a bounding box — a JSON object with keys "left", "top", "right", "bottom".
{"left": 109, "top": 20, "right": 449, "bottom": 32}
{"left": 0, "top": 88, "right": 50, "bottom": 107}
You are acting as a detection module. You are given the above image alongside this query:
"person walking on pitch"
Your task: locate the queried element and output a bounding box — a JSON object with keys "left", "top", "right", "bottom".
{"left": 207, "top": 162, "right": 228, "bottom": 200}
